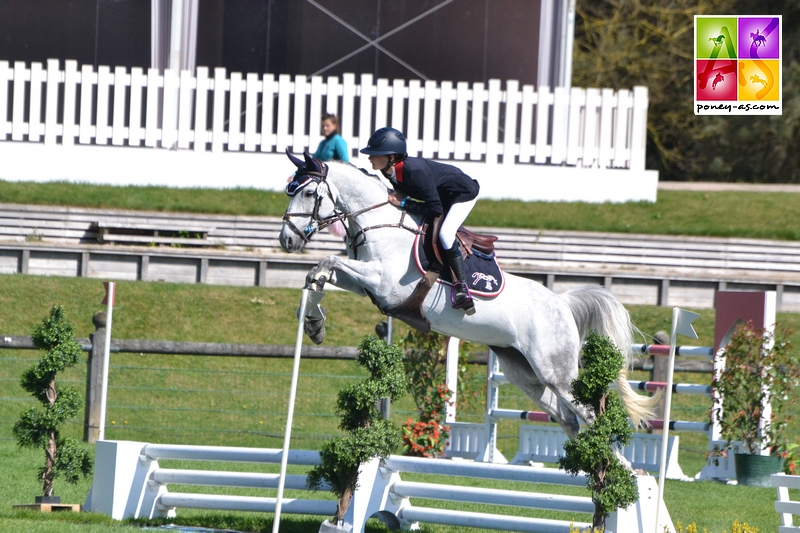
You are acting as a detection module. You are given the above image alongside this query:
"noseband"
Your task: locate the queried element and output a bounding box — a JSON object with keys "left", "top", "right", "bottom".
{"left": 282, "top": 161, "right": 422, "bottom": 254}
{"left": 282, "top": 162, "right": 342, "bottom": 243}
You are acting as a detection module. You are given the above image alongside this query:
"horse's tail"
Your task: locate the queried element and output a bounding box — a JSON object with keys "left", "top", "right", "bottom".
{"left": 561, "top": 286, "right": 662, "bottom": 428}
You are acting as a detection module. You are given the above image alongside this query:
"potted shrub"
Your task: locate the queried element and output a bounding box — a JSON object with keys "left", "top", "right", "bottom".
{"left": 711, "top": 321, "right": 800, "bottom": 486}
{"left": 12, "top": 305, "right": 93, "bottom": 507}
{"left": 399, "top": 330, "right": 482, "bottom": 457}
{"left": 306, "top": 335, "right": 406, "bottom": 531}
{"left": 558, "top": 331, "right": 639, "bottom": 530}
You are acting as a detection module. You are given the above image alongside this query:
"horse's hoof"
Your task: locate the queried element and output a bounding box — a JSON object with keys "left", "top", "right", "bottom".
{"left": 304, "top": 317, "right": 326, "bottom": 345}
{"left": 303, "top": 307, "right": 327, "bottom": 345}
{"left": 309, "top": 328, "right": 325, "bottom": 345}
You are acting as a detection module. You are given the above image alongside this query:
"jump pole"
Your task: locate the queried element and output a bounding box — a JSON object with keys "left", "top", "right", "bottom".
{"left": 98, "top": 282, "right": 116, "bottom": 441}
{"left": 273, "top": 288, "right": 310, "bottom": 533}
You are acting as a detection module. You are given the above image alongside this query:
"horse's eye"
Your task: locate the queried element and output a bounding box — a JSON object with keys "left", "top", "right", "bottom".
{"left": 304, "top": 188, "right": 315, "bottom": 198}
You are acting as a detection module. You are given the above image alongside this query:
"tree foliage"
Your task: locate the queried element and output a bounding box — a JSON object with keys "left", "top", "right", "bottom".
{"left": 402, "top": 383, "right": 452, "bottom": 457}
{"left": 558, "top": 332, "right": 638, "bottom": 529}
{"left": 573, "top": 0, "right": 800, "bottom": 182}
{"left": 12, "top": 305, "right": 92, "bottom": 497}
{"left": 400, "top": 329, "right": 482, "bottom": 413}
{"left": 306, "top": 335, "right": 406, "bottom": 523}
{"left": 399, "top": 330, "right": 483, "bottom": 457}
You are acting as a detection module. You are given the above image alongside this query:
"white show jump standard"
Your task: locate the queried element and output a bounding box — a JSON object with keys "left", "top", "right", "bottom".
{"left": 86, "top": 440, "right": 675, "bottom": 533}
{"left": 773, "top": 473, "right": 800, "bottom": 532}
{"left": 446, "top": 349, "right": 691, "bottom": 480}
{"left": 84, "top": 441, "right": 335, "bottom": 521}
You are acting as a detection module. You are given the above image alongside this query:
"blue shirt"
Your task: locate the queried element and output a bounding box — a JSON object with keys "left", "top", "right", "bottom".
{"left": 313, "top": 134, "right": 349, "bottom": 162}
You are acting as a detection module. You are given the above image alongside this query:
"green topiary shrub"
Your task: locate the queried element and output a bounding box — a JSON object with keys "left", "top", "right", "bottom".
{"left": 306, "top": 335, "right": 406, "bottom": 524}
{"left": 558, "top": 331, "right": 638, "bottom": 529}
{"left": 12, "top": 305, "right": 92, "bottom": 499}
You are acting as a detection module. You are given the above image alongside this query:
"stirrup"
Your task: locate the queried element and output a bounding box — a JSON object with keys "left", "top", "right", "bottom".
{"left": 451, "top": 281, "right": 476, "bottom": 315}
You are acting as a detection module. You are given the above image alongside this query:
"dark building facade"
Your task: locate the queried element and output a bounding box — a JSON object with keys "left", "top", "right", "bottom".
{"left": 0, "top": 0, "right": 151, "bottom": 70}
{"left": 1, "top": 0, "right": 542, "bottom": 85}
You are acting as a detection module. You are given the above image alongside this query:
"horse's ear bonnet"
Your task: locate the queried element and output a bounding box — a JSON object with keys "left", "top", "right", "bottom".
{"left": 285, "top": 148, "right": 326, "bottom": 196}
{"left": 286, "top": 148, "right": 305, "bottom": 168}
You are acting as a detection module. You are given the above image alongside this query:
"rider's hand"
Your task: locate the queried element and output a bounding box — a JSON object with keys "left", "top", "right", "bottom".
{"left": 388, "top": 192, "right": 405, "bottom": 206}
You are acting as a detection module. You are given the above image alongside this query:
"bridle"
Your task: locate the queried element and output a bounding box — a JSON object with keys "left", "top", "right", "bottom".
{"left": 282, "top": 161, "right": 423, "bottom": 255}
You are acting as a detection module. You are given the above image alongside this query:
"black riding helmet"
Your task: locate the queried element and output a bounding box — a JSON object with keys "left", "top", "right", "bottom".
{"left": 360, "top": 127, "right": 407, "bottom": 156}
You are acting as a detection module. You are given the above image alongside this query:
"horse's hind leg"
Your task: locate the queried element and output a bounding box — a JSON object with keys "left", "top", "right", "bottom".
{"left": 491, "top": 346, "right": 583, "bottom": 438}
{"left": 492, "top": 346, "right": 634, "bottom": 469}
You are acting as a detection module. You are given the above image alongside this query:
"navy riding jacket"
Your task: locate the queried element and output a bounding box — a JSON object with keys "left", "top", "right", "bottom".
{"left": 386, "top": 157, "right": 480, "bottom": 218}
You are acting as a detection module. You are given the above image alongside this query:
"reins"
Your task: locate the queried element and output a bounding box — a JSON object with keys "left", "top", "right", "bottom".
{"left": 282, "top": 161, "right": 423, "bottom": 256}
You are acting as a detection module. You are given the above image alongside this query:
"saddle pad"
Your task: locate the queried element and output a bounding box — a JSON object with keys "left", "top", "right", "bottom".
{"left": 413, "top": 232, "right": 505, "bottom": 298}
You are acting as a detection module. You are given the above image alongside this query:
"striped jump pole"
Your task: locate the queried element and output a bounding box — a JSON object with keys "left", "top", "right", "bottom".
{"left": 630, "top": 344, "right": 714, "bottom": 358}
{"left": 489, "top": 408, "right": 710, "bottom": 433}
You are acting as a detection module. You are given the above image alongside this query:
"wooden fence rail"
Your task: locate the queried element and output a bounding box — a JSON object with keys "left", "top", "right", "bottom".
{"left": 2, "top": 314, "right": 712, "bottom": 445}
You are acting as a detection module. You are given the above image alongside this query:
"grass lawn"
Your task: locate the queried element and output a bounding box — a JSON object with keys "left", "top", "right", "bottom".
{"left": 1, "top": 181, "right": 798, "bottom": 531}
{"left": 1, "top": 275, "right": 798, "bottom": 532}
{"left": 2, "top": 179, "right": 800, "bottom": 241}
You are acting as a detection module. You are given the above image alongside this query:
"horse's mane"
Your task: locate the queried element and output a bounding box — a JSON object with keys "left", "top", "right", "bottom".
{"left": 326, "top": 160, "right": 390, "bottom": 195}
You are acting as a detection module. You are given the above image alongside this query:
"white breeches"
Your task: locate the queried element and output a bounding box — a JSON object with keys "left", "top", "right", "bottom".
{"left": 439, "top": 197, "right": 478, "bottom": 250}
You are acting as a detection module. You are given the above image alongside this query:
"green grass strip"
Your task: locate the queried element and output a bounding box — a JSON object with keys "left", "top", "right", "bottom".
{"left": 3, "top": 180, "right": 800, "bottom": 240}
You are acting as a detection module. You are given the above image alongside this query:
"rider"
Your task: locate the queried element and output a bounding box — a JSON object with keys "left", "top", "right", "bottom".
{"left": 360, "top": 127, "right": 480, "bottom": 315}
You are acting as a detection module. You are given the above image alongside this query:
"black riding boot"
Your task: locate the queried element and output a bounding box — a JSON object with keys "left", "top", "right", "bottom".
{"left": 445, "top": 244, "right": 475, "bottom": 315}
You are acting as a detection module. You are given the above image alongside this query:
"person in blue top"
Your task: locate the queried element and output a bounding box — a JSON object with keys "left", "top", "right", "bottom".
{"left": 360, "top": 127, "right": 480, "bottom": 315}
{"left": 313, "top": 113, "right": 349, "bottom": 162}
{"left": 312, "top": 114, "right": 349, "bottom": 238}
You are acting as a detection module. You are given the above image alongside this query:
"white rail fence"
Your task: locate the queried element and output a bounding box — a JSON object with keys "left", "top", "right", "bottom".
{"left": 0, "top": 59, "right": 648, "bottom": 170}
{"left": 87, "top": 440, "right": 674, "bottom": 533}
{"left": 773, "top": 473, "right": 800, "bottom": 532}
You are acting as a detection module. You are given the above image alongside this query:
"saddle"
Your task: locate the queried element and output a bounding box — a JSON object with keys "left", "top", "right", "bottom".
{"left": 384, "top": 216, "right": 500, "bottom": 333}
{"left": 427, "top": 216, "right": 499, "bottom": 264}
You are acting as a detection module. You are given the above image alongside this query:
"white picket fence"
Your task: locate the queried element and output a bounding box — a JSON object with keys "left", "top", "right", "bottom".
{"left": 0, "top": 59, "right": 648, "bottom": 169}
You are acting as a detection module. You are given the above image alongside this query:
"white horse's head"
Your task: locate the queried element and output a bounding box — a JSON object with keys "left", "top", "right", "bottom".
{"left": 279, "top": 151, "right": 339, "bottom": 253}
{"left": 279, "top": 151, "right": 391, "bottom": 253}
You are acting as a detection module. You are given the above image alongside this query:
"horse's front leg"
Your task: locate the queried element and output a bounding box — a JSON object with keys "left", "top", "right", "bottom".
{"left": 307, "top": 255, "right": 384, "bottom": 297}
{"left": 301, "top": 255, "right": 384, "bottom": 345}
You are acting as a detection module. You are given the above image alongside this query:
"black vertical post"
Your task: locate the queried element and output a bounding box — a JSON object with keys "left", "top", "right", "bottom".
{"left": 84, "top": 312, "right": 107, "bottom": 443}
{"left": 376, "top": 320, "right": 392, "bottom": 419}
